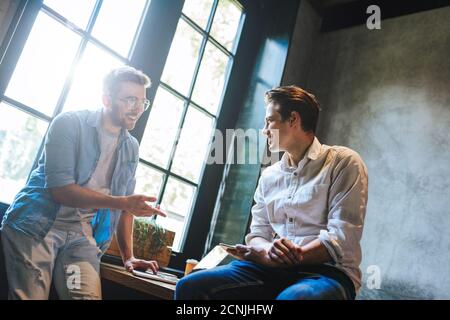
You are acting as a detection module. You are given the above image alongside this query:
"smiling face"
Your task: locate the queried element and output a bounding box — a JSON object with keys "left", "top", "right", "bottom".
{"left": 263, "top": 102, "right": 293, "bottom": 153}
{"left": 103, "top": 81, "right": 147, "bottom": 131}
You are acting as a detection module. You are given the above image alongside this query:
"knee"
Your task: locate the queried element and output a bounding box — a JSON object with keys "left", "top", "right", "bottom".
{"left": 277, "top": 284, "right": 318, "bottom": 300}
{"left": 175, "top": 272, "right": 210, "bottom": 300}
{"left": 175, "top": 276, "right": 195, "bottom": 300}
{"left": 276, "top": 279, "right": 346, "bottom": 300}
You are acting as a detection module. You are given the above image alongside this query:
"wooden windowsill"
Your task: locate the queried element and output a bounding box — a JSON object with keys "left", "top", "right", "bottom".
{"left": 100, "top": 262, "right": 175, "bottom": 300}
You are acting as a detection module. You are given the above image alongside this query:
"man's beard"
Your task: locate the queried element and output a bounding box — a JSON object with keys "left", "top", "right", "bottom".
{"left": 110, "top": 103, "right": 125, "bottom": 128}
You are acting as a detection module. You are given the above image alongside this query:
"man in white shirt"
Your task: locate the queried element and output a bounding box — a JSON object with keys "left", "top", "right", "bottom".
{"left": 175, "top": 86, "right": 368, "bottom": 300}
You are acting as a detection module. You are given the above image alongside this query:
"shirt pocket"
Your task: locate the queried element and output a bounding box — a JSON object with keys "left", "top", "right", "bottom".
{"left": 293, "top": 184, "right": 329, "bottom": 226}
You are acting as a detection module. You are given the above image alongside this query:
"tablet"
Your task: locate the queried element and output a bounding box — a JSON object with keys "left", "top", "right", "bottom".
{"left": 219, "top": 243, "right": 237, "bottom": 250}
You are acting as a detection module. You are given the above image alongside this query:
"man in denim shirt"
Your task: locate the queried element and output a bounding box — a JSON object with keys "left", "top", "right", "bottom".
{"left": 1, "top": 66, "right": 166, "bottom": 299}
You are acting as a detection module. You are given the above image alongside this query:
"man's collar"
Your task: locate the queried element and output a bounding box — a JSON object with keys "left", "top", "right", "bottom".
{"left": 306, "top": 136, "right": 322, "bottom": 161}
{"left": 87, "top": 108, "right": 102, "bottom": 128}
{"left": 87, "top": 108, "right": 130, "bottom": 140}
{"left": 280, "top": 136, "right": 322, "bottom": 169}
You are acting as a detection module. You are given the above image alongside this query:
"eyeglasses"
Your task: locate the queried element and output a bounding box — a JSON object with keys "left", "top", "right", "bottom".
{"left": 115, "top": 96, "right": 151, "bottom": 112}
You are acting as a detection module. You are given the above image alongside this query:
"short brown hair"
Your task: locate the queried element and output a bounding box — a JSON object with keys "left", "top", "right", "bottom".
{"left": 103, "top": 66, "right": 151, "bottom": 96}
{"left": 265, "top": 86, "right": 321, "bottom": 133}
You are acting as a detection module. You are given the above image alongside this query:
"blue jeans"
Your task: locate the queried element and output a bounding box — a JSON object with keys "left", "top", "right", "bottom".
{"left": 175, "top": 260, "right": 355, "bottom": 300}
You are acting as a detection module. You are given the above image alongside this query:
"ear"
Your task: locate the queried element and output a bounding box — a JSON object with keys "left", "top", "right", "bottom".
{"left": 290, "top": 111, "right": 301, "bottom": 128}
{"left": 102, "top": 94, "right": 112, "bottom": 109}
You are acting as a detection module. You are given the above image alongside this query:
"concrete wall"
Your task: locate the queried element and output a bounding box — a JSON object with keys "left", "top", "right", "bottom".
{"left": 284, "top": 2, "right": 450, "bottom": 299}
{"left": 283, "top": 0, "right": 322, "bottom": 86}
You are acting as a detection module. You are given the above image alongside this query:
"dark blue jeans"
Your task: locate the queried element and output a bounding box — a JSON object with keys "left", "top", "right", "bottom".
{"left": 175, "top": 260, "right": 355, "bottom": 300}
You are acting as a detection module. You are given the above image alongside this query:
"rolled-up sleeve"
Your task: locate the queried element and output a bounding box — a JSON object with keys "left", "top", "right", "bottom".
{"left": 318, "top": 150, "right": 368, "bottom": 266}
{"left": 245, "top": 177, "right": 274, "bottom": 244}
{"left": 44, "top": 113, "right": 78, "bottom": 188}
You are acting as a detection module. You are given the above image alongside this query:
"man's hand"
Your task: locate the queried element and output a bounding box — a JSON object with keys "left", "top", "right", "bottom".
{"left": 120, "top": 195, "right": 167, "bottom": 217}
{"left": 124, "top": 257, "right": 159, "bottom": 274}
{"left": 268, "top": 238, "right": 303, "bottom": 266}
{"left": 49, "top": 184, "right": 168, "bottom": 217}
{"left": 226, "top": 238, "right": 303, "bottom": 268}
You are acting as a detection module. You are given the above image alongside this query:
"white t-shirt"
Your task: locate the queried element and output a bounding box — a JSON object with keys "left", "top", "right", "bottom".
{"left": 52, "top": 126, "right": 120, "bottom": 233}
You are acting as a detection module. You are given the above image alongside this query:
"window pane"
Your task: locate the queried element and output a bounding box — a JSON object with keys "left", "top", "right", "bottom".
{"left": 134, "top": 163, "right": 164, "bottom": 199}
{"left": 140, "top": 87, "right": 185, "bottom": 168}
{"left": 44, "top": 0, "right": 96, "bottom": 30}
{"left": 64, "top": 44, "right": 124, "bottom": 111}
{"left": 92, "top": 0, "right": 148, "bottom": 57}
{"left": 0, "top": 103, "right": 48, "bottom": 204}
{"left": 171, "top": 107, "right": 214, "bottom": 183}
{"left": 210, "top": 0, "right": 242, "bottom": 51}
{"left": 182, "top": 0, "right": 214, "bottom": 30}
{"left": 159, "top": 177, "right": 196, "bottom": 251}
{"left": 5, "top": 12, "right": 81, "bottom": 116}
{"left": 160, "top": 20, "right": 202, "bottom": 96}
{"left": 191, "top": 42, "right": 230, "bottom": 115}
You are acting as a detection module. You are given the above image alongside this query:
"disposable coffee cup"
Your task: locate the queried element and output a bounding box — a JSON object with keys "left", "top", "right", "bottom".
{"left": 185, "top": 259, "right": 199, "bottom": 275}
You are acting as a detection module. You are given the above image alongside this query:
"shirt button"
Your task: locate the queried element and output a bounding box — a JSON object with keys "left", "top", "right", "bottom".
{"left": 293, "top": 172, "right": 298, "bottom": 176}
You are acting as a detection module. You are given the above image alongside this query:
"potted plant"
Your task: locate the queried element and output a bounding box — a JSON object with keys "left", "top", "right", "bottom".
{"left": 106, "top": 217, "right": 175, "bottom": 267}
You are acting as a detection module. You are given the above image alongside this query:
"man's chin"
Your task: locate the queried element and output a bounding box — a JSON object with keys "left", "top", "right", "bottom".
{"left": 124, "top": 120, "right": 137, "bottom": 130}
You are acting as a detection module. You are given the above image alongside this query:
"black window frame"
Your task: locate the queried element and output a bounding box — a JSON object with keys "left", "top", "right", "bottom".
{"left": 0, "top": 0, "right": 248, "bottom": 271}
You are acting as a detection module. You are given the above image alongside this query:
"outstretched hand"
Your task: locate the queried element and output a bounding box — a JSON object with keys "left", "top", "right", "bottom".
{"left": 122, "top": 195, "right": 167, "bottom": 218}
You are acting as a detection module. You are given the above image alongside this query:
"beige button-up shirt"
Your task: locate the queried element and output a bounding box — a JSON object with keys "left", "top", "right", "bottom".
{"left": 245, "top": 137, "right": 369, "bottom": 291}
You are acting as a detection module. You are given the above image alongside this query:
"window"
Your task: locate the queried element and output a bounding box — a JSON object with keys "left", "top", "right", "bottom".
{"left": 0, "top": 0, "right": 244, "bottom": 255}
{"left": 136, "top": 0, "right": 244, "bottom": 251}
{"left": 0, "top": 0, "right": 149, "bottom": 203}
{"left": 0, "top": 102, "right": 48, "bottom": 204}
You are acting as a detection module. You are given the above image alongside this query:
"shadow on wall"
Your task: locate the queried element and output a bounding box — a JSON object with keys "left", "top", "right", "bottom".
{"left": 356, "top": 86, "right": 449, "bottom": 300}
{"left": 307, "top": 6, "right": 450, "bottom": 300}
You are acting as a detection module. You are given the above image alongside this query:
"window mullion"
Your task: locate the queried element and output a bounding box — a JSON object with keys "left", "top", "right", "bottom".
{"left": 48, "top": 0, "right": 103, "bottom": 118}
{"left": 127, "top": 0, "right": 151, "bottom": 59}
{"left": 0, "top": 0, "right": 42, "bottom": 99}
{"left": 1, "top": 96, "right": 52, "bottom": 122}
{"left": 139, "top": 158, "right": 197, "bottom": 188}
{"left": 155, "top": 0, "right": 224, "bottom": 253}
{"left": 147, "top": 1, "right": 220, "bottom": 241}
{"left": 155, "top": 2, "right": 216, "bottom": 207}
{"left": 154, "top": 95, "right": 189, "bottom": 206}
{"left": 162, "top": 0, "right": 219, "bottom": 177}
{"left": 30, "top": 0, "right": 105, "bottom": 173}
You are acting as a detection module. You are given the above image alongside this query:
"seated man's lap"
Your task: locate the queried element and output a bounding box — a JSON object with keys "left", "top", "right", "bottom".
{"left": 175, "top": 260, "right": 354, "bottom": 300}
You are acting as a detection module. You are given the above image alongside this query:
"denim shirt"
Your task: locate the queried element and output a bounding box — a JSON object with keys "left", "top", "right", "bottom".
{"left": 1, "top": 109, "right": 139, "bottom": 250}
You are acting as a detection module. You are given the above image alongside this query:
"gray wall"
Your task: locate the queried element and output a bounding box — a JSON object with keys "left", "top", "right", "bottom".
{"left": 284, "top": 1, "right": 450, "bottom": 299}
